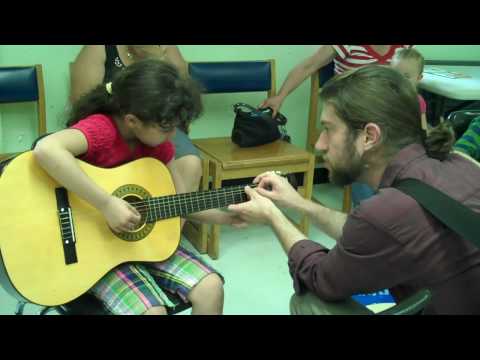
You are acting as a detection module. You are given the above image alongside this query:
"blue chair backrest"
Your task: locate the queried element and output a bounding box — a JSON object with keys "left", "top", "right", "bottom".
{"left": 188, "top": 61, "right": 273, "bottom": 94}
{"left": 0, "top": 66, "right": 39, "bottom": 103}
{"left": 319, "top": 61, "right": 335, "bottom": 86}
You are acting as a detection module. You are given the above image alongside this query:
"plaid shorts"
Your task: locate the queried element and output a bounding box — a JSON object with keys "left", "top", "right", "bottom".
{"left": 89, "top": 246, "right": 222, "bottom": 315}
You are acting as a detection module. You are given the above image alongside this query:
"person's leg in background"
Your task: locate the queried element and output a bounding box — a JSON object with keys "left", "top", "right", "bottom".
{"left": 173, "top": 127, "right": 202, "bottom": 193}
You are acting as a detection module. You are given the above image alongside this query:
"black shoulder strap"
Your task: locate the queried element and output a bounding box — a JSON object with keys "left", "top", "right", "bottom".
{"left": 105, "top": 45, "right": 117, "bottom": 63}
{"left": 393, "top": 178, "right": 479, "bottom": 248}
{"left": 104, "top": 45, "right": 122, "bottom": 83}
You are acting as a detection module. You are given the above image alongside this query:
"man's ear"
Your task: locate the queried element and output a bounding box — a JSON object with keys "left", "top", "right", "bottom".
{"left": 417, "top": 73, "right": 423, "bottom": 82}
{"left": 364, "top": 123, "right": 382, "bottom": 151}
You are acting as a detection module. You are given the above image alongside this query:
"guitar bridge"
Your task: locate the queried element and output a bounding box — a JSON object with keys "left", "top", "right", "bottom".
{"left": 55, "top": 187, "right": 78, "bottom": 265}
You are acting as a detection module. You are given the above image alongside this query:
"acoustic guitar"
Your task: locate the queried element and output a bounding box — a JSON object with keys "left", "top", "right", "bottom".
{"left": 0, "top": 151, "right": 250, "bottom": 306}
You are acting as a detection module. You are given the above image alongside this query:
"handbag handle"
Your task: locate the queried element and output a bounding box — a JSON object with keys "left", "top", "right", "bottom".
{"left": 233, "top": 103, "right": 287, "bottom": 126}
{"left": 233, "top": 103, "right": 257, "bottom": 113}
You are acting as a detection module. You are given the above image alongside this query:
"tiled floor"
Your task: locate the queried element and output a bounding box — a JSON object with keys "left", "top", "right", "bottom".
{"left": 1, "top": 183, "right": 388, "bottom": 315}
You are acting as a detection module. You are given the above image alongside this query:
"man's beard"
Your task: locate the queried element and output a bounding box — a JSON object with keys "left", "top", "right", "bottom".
{"left": 328, "top": 143, "right": 364, "bottom": 187}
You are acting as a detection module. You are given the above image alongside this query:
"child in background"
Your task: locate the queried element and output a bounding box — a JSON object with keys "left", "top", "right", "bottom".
{"left": 391, "top": 48, "right": 428, "bottom": 131}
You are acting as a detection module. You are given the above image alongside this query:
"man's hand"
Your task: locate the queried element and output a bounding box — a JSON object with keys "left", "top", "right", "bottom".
{"left": 253, "top": 171, "right": 305, "bottom": 211}
{"left": 230, "top": 186, "right": 309, "bottom": 255}
{"left": 228, "top": 186, "right": 281, "bottom": 225}
{"left": 225, "top": 212, "right": 249, "bottom": 229}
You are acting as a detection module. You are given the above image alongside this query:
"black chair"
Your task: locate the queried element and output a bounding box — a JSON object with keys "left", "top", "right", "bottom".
{"left": 17, "top": 289, "right": 430, "bottom": 315}
{"left": 15, "top": 292, "right": 192, "bottom": 315}
{"left": 376, "top": 289, "right": 432, "bottom": 315}
{"left": 446, "top": 109, "right": 480, "bottom": 139}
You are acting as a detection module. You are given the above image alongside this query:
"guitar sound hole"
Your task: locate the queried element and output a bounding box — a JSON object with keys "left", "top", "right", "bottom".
{"left": 111, "top": 184, "right": 154, "bottom": 241}
{"left": 123, "top": 195, "right": 147, "bottom": 231}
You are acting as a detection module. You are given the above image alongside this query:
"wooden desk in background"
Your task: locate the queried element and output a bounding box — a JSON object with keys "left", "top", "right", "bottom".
{"left": 419, "top": 61, "right": 480, "bottom": 122}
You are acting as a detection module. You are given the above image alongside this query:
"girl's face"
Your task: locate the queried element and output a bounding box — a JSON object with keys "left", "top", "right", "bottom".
{"left": 126, "top": 115, "right": 177, "bottom": 147}
{"left": 135, "top": 123, "right": 176, "bottom": 147}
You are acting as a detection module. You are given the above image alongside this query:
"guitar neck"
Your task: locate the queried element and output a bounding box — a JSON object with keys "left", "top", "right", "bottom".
{"left": 138, "top": 185, "right": 252, "bottom": 222}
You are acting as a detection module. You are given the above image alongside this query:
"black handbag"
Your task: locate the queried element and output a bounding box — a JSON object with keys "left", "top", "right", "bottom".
{"left": 231, "top": 103, "right": 290, "bottom": 147}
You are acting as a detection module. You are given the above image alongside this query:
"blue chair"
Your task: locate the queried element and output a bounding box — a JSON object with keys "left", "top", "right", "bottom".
{"left": 0, "top": 65, "right": 47, "bottom": 161}
{"left": 186, "top": 60, "right": 315, "bottom": 259}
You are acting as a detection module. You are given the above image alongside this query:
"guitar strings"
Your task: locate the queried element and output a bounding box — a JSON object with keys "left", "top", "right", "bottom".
{"left": 134, "top": 189, "right": 247, "bottom": 214}
{"left": 133, "top": 196, "right": 246, "bottom": 219}
{"left": 129, "top": 185, "right": 249, "bottom": 208}
{"left": 129, "top": 186, "right": 250, "bottom": 219}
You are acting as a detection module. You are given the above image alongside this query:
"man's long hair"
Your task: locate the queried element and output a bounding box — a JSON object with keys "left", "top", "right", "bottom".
{"left": 320, "top": 65, "right": 454, "bottom": 161}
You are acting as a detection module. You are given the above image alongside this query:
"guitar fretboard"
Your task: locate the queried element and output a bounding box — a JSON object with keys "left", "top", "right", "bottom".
{"left": 134, "top": 185, "right": 252, "bottom": 222}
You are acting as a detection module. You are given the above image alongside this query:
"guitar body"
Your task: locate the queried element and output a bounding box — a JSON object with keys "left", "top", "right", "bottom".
{"left": 0, "top": 152, "right": 180, "bottom": 306}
